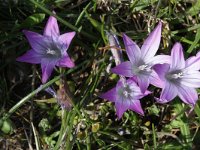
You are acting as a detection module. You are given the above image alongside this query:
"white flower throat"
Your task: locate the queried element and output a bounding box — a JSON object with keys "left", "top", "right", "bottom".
{"left": 138, "top": 64, "right": 151, "bottom": 72}
{"left": 45, "top": 39, "right": 63, "bottom": 58}
{"left": 123, "top": 91, "right": 129, "bottom": 98}
{"left": 133, "top": 64, "right": 152, "bottom": 75}
{"left": 121, "top": 85, "right": 134, "bottom": 99}
{"left": 171, "top": 72, "right": 183, "bottom": 79}
{"left": 167, "top": 71, "right": 184, "bottom": 81}
{"left": 46, "top": 48, "right": 56, "bottom": 55}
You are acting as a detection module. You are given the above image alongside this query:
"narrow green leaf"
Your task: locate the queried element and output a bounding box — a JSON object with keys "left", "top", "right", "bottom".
{"left": 171, "top": 24, "right": 200, "bottom": 35}
{"left": 20, "top": 13, "right": 45, "bottom": 28}
{"left": 85, "top": 11, "right": 102, "bottom": 33}
{"left": 180, "top": 123, "right": 192, "bottom": 148}
{"left": 187, "top": 28, "right": 200, "bottom": 53}
{"left": 31, "top": 122, "right": 41, "bottom": 150}
{"left": 75, "top": 2, "right": 91, "bottom": 26}
{"left": 194, "top": 103, "right": 200, "bottom": 122}
{"left": 152, "top": 124, "right": 157, "bottom": 149}
{"left": 187, "top": 1, "right": 200, "bottom": 16}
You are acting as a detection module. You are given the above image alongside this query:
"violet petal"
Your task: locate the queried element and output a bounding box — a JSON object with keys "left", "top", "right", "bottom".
{"left": 185, "top": 54, "right": 200, "bottom": 71}
{"left": 141, "top": 22, "right": 162, "bottom": 61}
{"left": 147, "top": 55, "right": 170, "bottom": 66}
{"left": 115, "top": 99, "right": 130, "bottom": 119}
{"left": 129, "top": 100, "right": 144, "bottom": 116}
{"left": 23, "top": 30, "right": 47, "bottom": 54}
{"left": 100, "top": 87, "right": 116, "bottom": 102}
{"left": 111, "top": 61, "right": 133, "bottom": 77}
{"left": 170, "top": 42, "right": 185, "bottom": 71}
{"left": 177, "top": 86, "right": 198, "bottom": 106}
{"left": 58, "top": 32, "right": 76, "bottom": 50}
{"left": 181, "top": 71, "right": 200, "bottom": 88}
{"left": 122, "top": 33, "right": 141, "bottom": 63}
{"left": 153, "top": 64, "right": 170, "bottom": 81}
{"left": 41, "top": 59, "right": 57, "bottom": 83}
{"left": 160, "top": 82, "right": 177, "bottom": 102}
{"left": 56, "top": 55, "right": 75, "bottom": 68}
{"left": 17, "top": 49, "right": 42, "bottom": 64}
{"left": 149, "top": 70, "right": 164, "bottom": 88}
{"left": 43, "top": 16, "right": 60, "bottom": 37}
{"left": 137, "top": 75, "right": 149, "bottom": 93}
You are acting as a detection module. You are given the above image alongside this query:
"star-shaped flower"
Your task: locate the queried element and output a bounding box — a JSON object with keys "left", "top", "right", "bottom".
{"left": 155, "top": 42, "right": 200, "bottom": 106}
{"left": 17, "top": 14, "right": 75, "bottom": 83}
{"left": 100, "top": 78, "right": 150, "bottom": 119}
{"left": 111, "top": 22, "right": 170, "bottom": 93}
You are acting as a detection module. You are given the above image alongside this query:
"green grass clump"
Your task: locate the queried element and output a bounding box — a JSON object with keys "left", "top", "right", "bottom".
{"left": 1, "top": 0, "right": 200, "bottom": 149}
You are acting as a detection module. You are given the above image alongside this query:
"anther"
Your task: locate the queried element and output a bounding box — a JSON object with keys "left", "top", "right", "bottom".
{"left": 171, "top": 72, "right": 183, "bottom": 79}
{"left": 46, "top": 48, "right": 56, "bottom": 55}
{"left": 138, "top": 64, "right": 151, "bottom": 72}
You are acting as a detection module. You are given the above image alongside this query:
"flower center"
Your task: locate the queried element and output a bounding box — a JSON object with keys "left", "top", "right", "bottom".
{"left": 133, "top": 64, "right": 152, "bottom": 75}
{"left": 46, "top": 48, "right": 56, "bottom": 55}
{"left": 123, "top": 91, "right": 129, "bottom": 98}
{"left": 138, "top": 64, "right": 151, "bottom": 72}
{"left": 121, "top": 85, "right": 133, "bottom": 99}
{"left": 166, "top": 70, "right": 184, "bottom": 81}
{"left": 170, "top": 72, "right": 183, "bottom": 79}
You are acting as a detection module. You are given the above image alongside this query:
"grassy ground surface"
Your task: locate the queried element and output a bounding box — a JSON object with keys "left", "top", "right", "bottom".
{"left": 1, "top": 0, "right": 200, "bottom": 149}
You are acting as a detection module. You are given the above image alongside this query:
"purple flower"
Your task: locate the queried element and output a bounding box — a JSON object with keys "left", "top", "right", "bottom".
{"left": 17, "top": 15, "right": 75, "bottom": 83}
{"left": 111, "top": 22, "right": 170, "bottom": 93}
{"left": 100, "top": 78, "right": 150, "bottom": 119}
{"left": 155, "top": 42, "right": 200, "bottom": 106}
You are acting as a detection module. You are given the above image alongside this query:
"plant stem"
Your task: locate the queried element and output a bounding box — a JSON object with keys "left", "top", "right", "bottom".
{"left": 152, "top": 123, "right": 157, "bottom": 149}
{"left": 86, "top": 132, "right": 91, "bottom": 150}
{"left": 30, "top": 65, "right": 36, "bottom": 145}
{"left": 1, "top": 61, "right": 85, "bottom": 122}
{"left": 65, "top": 111, "right": 76, "bottom": 150}
{"left": 2, "top": 75, "right": 62, "bottom": 121}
